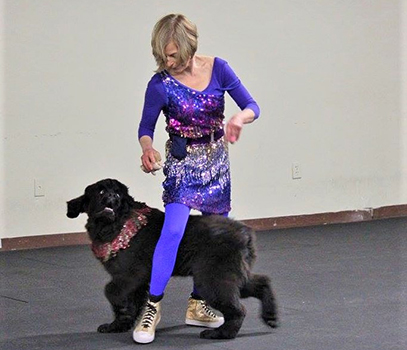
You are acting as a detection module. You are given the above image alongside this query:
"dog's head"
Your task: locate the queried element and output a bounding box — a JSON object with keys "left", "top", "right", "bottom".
{"left": 67, "top": 178, "right": 133, "bottom": 223}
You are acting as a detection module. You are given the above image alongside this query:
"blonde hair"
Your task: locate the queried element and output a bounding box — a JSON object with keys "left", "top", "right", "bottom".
{"left": 151, "top": 14, "right": 198, "bottom": 72}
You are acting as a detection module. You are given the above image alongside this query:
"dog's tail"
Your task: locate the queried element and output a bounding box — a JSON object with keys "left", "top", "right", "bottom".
{"left": 243, "top": 227, "right": 257, "bottom": 269}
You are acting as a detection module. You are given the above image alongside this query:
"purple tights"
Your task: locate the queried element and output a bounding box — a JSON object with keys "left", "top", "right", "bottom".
{"left": 149, "top": 202, "right": 228, "bottom": 298}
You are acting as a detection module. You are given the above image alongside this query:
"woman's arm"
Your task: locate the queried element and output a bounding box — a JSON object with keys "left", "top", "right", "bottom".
{"left": 138, "top": 75, "right": 166, "bottom": 172}
{"left": 220, "top": 60, "right": 260, "bottom": 143}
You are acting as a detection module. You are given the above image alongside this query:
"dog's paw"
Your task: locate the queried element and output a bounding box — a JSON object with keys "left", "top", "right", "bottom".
{"left": 97, "top": 323, "right": 113, "bottom": 333}
{"left": 97, "top": 322, "right": 132, "bottom": 333}
{"left": 199, "top": 329, "right": 236, "bottom": 340}
{"left": 262, "top": 315, "right": 279, "bottom": 329}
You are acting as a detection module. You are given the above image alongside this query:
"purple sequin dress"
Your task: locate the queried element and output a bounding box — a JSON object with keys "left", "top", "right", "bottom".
{"left": 161, "top": 70, "right": 230, "bottom": 213}
{"left": 138, "top": 57, "right": 260, "bottom": 214}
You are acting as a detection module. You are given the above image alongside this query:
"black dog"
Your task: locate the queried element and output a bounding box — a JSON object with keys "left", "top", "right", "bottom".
{"left": 67, "top": 178, "right": 278, "bottom": 339}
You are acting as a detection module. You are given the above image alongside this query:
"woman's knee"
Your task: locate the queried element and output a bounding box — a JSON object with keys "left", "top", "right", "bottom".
{"left": 162, "top": 221, "right": 186, "bottom": 241}
{"left": 161, "top": 203, "right": 190, "bottom": 241}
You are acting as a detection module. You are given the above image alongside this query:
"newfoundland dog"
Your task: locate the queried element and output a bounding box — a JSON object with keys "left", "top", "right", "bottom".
{"left": 66, "top": 178, "right": 278, "bottom": 340}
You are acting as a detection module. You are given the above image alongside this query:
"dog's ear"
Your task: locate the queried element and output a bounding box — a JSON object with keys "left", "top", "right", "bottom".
{"left": 66, "top": 195, "right": 86, "bottom": 218}
{"left": 116, "top": 181, "right": 135, "bottom": 211}
{"left": 115, "top": 180, "right": 129, "bottom": 194}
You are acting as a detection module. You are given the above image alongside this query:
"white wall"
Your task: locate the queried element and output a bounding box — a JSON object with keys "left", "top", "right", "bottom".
{"left": 1, "top": 0, "right": 405, "bottom": 239}
{"left": 403, "top": 0, "right": 407, "bottom": 200}
{"left": 0, "top": 0, "right": 5, "bottom": 244}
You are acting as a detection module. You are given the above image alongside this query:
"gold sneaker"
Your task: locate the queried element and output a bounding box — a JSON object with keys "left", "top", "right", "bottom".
{"left": 185, "top": 297, "right": 224, "bottom": 328}
{"left": 133, "top": 300, "right": 161, "bottom": 344}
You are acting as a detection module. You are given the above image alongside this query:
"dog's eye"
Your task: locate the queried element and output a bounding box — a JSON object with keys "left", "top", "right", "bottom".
{"left": 116, "top": 194, "right": 120, "bottom": 199}
{"left": 100, "top": 190, "right": 105, "bottom": 195}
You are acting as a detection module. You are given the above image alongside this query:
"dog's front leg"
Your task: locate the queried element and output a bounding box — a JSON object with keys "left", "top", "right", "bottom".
{"left": 98, "top": 280, "right": 146, "bottom": 333}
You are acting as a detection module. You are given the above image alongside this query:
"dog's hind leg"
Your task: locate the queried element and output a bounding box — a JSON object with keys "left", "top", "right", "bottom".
{"left": 198, "top": 285, "right": 246, "bottom": 339}
{"left": 240, "top": 273, "right": 279, "bottom": 328}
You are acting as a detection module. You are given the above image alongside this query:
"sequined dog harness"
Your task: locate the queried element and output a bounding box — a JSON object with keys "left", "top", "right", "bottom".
{"left": 91, "top": 206, "right": 151, "bottom": 262}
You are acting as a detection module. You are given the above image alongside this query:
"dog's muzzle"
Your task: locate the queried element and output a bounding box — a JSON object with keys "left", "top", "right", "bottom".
{"left": 95, "top": 206, "right": 116, "bottom": 220}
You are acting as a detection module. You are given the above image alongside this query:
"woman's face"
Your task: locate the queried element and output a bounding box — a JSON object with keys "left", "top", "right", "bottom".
{"left": 164, "top": 41, "right": 191, "bottom": 74}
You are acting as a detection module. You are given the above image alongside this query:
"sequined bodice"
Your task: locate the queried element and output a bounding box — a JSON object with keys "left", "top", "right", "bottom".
{"left": 161, "top": 71, "right": 225, "bottom": 139}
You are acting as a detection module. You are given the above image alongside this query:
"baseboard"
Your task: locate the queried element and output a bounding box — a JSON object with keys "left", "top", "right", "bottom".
{"left": 240, "top": 209, "right": 373, "bottom": 231}
{"left": 1, "top": 204, "right": 407, "bottom": 252}
{"left": 1, "top": 232, "right": 91, "bottom": 252}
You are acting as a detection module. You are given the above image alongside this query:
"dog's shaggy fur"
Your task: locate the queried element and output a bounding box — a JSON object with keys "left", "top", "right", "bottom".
{"left": 67, "top": 178, "right": 278, "bottom": 339}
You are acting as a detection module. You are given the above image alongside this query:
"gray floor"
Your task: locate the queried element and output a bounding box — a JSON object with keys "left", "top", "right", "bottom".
{"left": 1, "top": 217, "right": 407, "bottom": 350}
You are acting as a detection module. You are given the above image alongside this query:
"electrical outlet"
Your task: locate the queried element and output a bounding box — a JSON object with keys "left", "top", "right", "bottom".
{"left": 34, "top": 179, "right": 45, "bottom": 197}
{"left": 292, "top": 163, "right": 302, "bottom": 179}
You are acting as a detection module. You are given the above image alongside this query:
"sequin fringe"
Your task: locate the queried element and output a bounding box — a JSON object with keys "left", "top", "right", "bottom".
{"left": 162, "top": 137, "right": 231, "bottom": 214}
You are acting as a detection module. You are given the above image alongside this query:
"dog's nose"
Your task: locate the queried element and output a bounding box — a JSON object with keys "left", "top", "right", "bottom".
{"left": 104, "top": 192, "right": 118, "bottom": 206}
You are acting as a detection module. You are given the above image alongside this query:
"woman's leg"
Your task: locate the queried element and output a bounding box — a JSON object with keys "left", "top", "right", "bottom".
{"left": 134, "top": 203, "right": 191, "bottom": 344}
{"left": 149, "top": 202, "right": 191, "bottom": 298}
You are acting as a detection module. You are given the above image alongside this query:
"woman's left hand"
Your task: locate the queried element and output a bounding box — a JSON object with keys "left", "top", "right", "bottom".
{"left": 225, "top": 109, "right": 256, "bottom": 143}
{"left": 225, "top": 114, "right": 244, "bottom": 143}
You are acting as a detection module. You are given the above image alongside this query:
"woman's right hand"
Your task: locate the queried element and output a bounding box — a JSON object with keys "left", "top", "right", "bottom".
{"left": 139, "top": 136, "right": 162, "bottom": 174}
{"left": 141, "top": 148, "right": 162, "bottom": 173}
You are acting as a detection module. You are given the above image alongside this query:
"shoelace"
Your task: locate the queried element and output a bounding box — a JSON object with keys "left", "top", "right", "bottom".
{"left": 141, "top": 303, "right": 157, "bottom": 328}
{"left": 199, "top": 300, "right": 217, "bottom": 318}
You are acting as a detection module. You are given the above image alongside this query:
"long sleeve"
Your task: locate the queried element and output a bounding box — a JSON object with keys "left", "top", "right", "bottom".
{"left": 219, "top": 59, "right": 260, "bottom": 119}
{"left": 138, "top": 74, "right": 167, "bottom": 140}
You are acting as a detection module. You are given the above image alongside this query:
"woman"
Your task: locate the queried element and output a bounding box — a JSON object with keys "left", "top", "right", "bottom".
{"left": 134, "top": 13, "right": 260, "bottom": 344}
